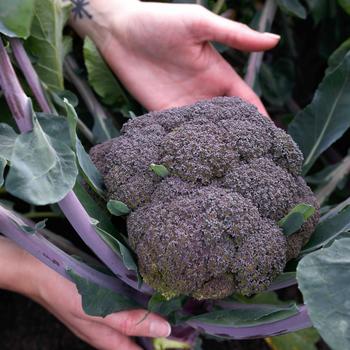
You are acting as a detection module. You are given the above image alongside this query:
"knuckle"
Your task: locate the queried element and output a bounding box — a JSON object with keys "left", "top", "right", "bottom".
{"left": 119, "top": 315, "right": 137, "bottom": 336}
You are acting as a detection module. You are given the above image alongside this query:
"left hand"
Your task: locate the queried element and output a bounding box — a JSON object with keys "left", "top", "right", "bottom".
{"left": 70, "top": 0, "right": 279, "bottom": 114}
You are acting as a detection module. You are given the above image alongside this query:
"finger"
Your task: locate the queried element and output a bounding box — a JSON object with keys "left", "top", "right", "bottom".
{"left": 101, "top": 309, "right": 171, "bottom": 338}
{"left": 72, "top": 318, "right": 142, "bottom": 350}
{"left": 225, "top": 69, "right": 269, "bottom": 117}
{"left": 194, "top": 8, "right": 280, "bottom": 52}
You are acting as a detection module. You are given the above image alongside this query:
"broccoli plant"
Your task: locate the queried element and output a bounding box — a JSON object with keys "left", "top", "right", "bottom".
{"left": 0, "top": 1, "right": 350, "bottom": 350}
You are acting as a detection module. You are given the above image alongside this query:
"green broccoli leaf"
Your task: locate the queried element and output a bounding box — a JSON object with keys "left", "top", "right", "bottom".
{"left": 24, "top": 0, "right": 70, "bottom": 91}
{"left": 5, "top": 114, "right": 78, "bottom": 205}
{"left": 187, "top": 303, "right": 299, "bottom": 327}
{"left": 289, "top": 53, "right": 350, "bottom": 175}
{"left": 64, "top": 99, "right": 106, "bottom": 198}
{"left": 301, "top": 204, "right": 350, "bottom": 255}
{"left": 338, "top": 0, "right": 350, "bottom": 15}
{"left": 11, "top": 218, "right": 47, "bottom": 235}
{"left": 327, "top": 38, "right": 350, "bottom": 74}
{"left": 0, "top": 123, "right": 18, "bottom": 160}
{"left": 0, "top": 157, "right": 6, "bottom": 187}
{"left": 67, "top": 269, "right": 139, "bottom": 317}
{"left": 279, "top": 204, "right": 315, "bottom": 236}
{"left": 107, "top": 200, "right": 131, "bottom": 216}
{"left": 297, "top": 238, "right": 350, "bottom": 350}
{"left": 150, "top": 164, "right": 170, "bottom": 178}
{"left": 83, "top": 37, "right": 129, "bottom": 107}
{"left": 265, "top": 328, "right": 320, "bottom": 350}
{"left": 36, "top": 113, "right": 71, "bottom": 146}
{"left": 0, "top": 0, "right": 35, "bottom": 39}
{"left": 94, "top": 225, "right": 138, "bottom": 273}
{"left": 276, "top": 0, "right": 307, "bottom": 19}
{"left": 148, "top": 293, "right": 185, "bottom": 317}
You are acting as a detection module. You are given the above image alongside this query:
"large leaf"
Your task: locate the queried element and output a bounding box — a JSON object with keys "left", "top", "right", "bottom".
{"left": 258, "top": 59, "right": 295, "bottom": 107}
{"left": 305, "top": 0, "right": 329, "bottom": 24}
{"left": 0, "top": 0, "right": 35, "bottom": 38}
{"left": 288, "top": 53, "right": 350, "bottom": 174}
{"left": 297, "top": 238, "right": 350, "bottom": 350}
{"left": 327, "top": 38, "right": 350, "bottom": 74}
{"left": 67, "top": 269, "right": 139, "bottom": 317}
{"left": 94, "top": 226, "right": 138, "bottom": 273}
{"left": 0, "top": 123, "right": 18, "bottom": 160}
{"left": 64, "top": 100, "right": 105, "bottom": 197}
{"left": 276, "top": 0, "right": 307, "bottom": 19}
{"left": 338, "top": 0, "right": 350, "bottom": 14}
{"left": 24, "top": 0, "right": 70, "bottom": 91}
{"left": 148, "top": 293, "right": 185, "bottom": 317}
{"left": 37, "top": 113, "right": 71, "bottom": 145}
{"left": 5, "top": 116, "right": 78, "bottom": 205}
{"left": 0, "top": 157, "right": 6, "bottom": 187}
{"left": 73, "top": 181, "right": 114, "bottom": 234}
{"left": 265, "top": 328, "right": 320, "bottom": 350}
{"left": 301, "top": 204, "right": 350, "bottom": 254}
{"left": 187, "top": 303, "right": 299, "bottom": 327}
{"left": 83, "top": 37, "right": 129, "bottom": 106}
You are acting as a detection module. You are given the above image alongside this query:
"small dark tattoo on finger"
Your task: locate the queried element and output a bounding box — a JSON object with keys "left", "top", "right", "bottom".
{"left": 67, "top": 0, "right": 93, "bottom": 20}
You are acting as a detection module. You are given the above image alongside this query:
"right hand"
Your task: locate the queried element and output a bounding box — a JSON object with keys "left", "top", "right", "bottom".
{"left": 0, "top": 237, "right": 170, "bottom": 350}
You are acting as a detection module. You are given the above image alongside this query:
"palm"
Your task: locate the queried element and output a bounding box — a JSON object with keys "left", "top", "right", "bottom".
{"left": 99, "top": 2, "right": 279, "bottom": 114}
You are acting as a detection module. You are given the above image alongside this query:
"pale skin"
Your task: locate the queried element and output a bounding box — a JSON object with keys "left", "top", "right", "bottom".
{"left": 0, "top": 1, "right": 279, "bottom": 349}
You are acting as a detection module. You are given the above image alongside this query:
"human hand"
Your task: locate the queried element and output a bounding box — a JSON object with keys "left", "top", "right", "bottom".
{"left": 0, "top": 237, "right": 170, "bottom": 350}
{"left": 69, "top": 0, "right": 279, "bottom": 114}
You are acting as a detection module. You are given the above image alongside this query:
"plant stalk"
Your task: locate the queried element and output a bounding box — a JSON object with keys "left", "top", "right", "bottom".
{"left": 0, "top": 38, "right": 32, "bottom": 133}
{"left": 0, "top": 204, "right": 147, "bottom": 304}
{"left": 244, "top": 0, "right": 277, "bottom": 88}
{"left": 10, "top": 38, "right": 52, "bottom": 114}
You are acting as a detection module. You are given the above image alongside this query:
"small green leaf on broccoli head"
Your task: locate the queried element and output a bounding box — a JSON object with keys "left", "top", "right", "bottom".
{"left": 279, "top": 204, "right": 316, "bottom": 236}
{"left": 107, "top": 200, "right": 131, "bottom": 216}
{"left": 150, "top": 164, "right": 170, "bottom": 178}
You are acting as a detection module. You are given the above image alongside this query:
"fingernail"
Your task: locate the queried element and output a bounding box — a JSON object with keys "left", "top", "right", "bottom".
{"left": 264, "top": 32, "right": 281, "bottom": 40}
{"left": 149, "top": 321, "right": 171, "bottom": 337}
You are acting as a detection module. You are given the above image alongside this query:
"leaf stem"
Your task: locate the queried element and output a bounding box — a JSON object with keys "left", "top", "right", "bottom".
{"left": 24, "top": 211, "right": 62, "bottom": 219}
{"left": 10, "top": 39, "right": 95, "bottom": 144}
{"left": 0, "top": 204, "right": 147, "bottom": 305}
{"left": 0, "top": 38, "right": 33, "bottom": 133}
{"left": 244, "top": 0, "right": 277, "bottom": 88}
{"left": 10, "top": 38, "right": 52, "bottom": 114}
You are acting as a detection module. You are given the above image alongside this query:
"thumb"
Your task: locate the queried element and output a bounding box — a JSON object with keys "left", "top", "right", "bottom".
{"left": 195, "top": 9, "right": 280, "bottom": 52}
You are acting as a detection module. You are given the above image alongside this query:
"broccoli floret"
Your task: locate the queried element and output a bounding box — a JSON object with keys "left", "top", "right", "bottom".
{"left": 90, "top": 97, "right": 319, "bottom": 299}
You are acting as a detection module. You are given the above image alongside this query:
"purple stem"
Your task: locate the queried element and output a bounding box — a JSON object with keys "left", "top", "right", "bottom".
{"left": 10, "top": 38, "right": 52, "bottom": 114}
{"left": 187, "top": 305, "right": 311, "bottom": 339}
{"left": 0, "top": 35, "right": 153, "bottom": 295}
{"left": 0, "top": 38, "right": 32, "bottom": 133}
{"left": 0, "top": 205, "right": 147, "bottom": 306}
{"left": 59, "top": 193, "right": 153, "bottom": 294}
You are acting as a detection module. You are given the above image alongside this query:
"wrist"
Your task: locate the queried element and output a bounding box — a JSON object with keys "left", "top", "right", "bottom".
{"left": 0, "top": 237, "right": 43, "bottom": 299}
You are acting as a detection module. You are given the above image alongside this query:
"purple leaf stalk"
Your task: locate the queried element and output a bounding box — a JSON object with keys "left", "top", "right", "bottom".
{"left": 0, "top": 204, "right": 147, "bottom": 306}
{"left": 0, "top": 35, "right": 313, "bottom": 349}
